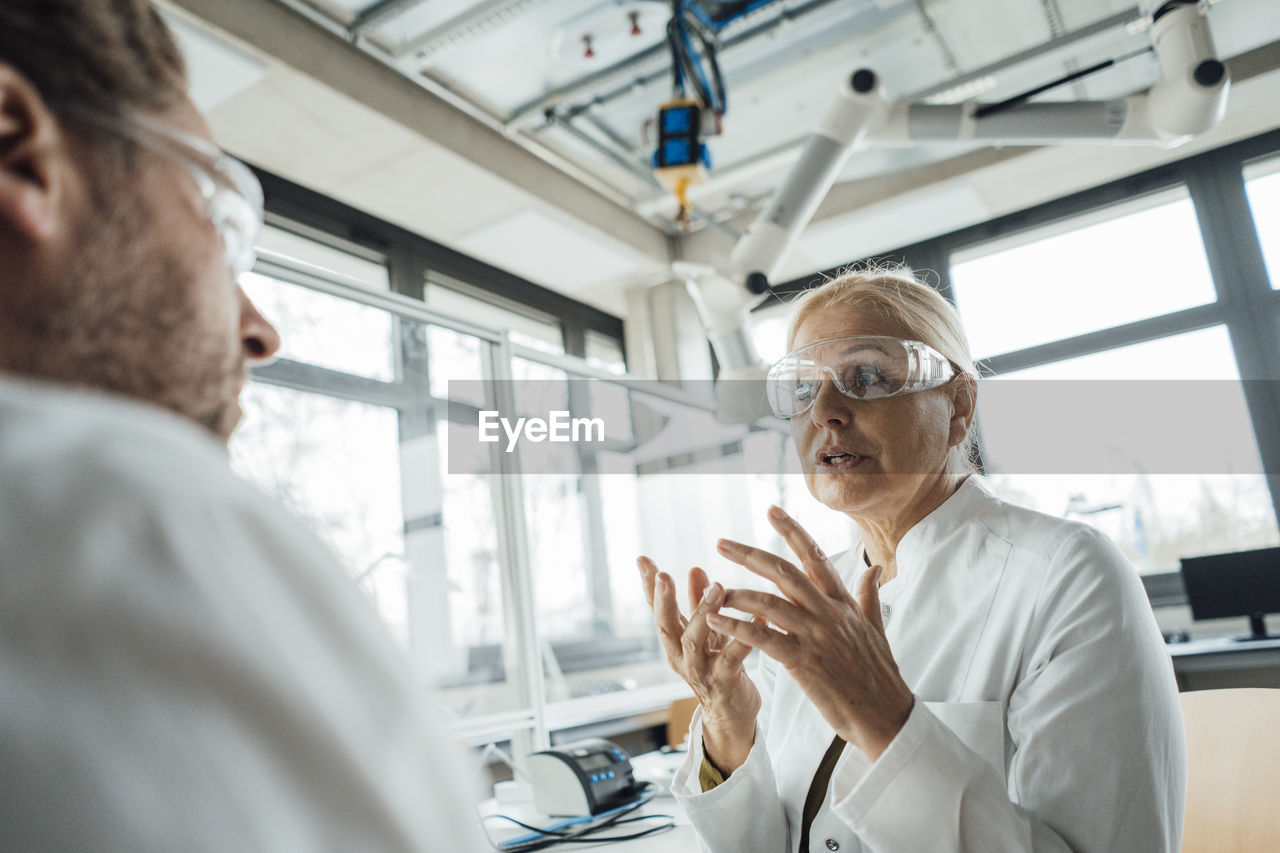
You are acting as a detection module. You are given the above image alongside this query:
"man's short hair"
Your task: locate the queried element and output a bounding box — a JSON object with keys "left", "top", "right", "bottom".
{"left": 0, "top": 0, "right": 187, "bottom": 122}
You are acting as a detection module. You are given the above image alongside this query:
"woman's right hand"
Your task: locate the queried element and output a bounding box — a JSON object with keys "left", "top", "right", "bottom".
{"left": 637, "top": 556, "right": 761, "bottom": 775}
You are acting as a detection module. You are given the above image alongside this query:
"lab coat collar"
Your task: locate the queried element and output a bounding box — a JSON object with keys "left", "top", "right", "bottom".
{"left": 856, "top": 475, "right": 993, "bottom": 589}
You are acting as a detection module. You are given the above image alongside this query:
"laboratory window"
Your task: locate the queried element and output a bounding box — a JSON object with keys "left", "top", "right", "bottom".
{"left": 425, "top": 275, "right": 565, "bottom": 355}
{"left": 1243, "top": 156, "right": 1280, "bottom": 290}
{"left": 235, "top": 265, "right": 522, "bottom": 720}
{"left": 950, "top": 188, "right": 1216, "bottom": 360}
{"left": 976, "top": 326, "right": 1279, "bottom": 574}
{"left": 584, "top": 330, "right": 627, "bottom": 375}
{"left": 240, "top": 272, "right": 396, "bottom": 381}
{"left": 257, "top": 222, "right": 390, "bottom": 291}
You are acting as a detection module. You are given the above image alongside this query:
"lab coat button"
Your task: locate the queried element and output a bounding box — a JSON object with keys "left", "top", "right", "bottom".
{"left": 825, "top": 839, "right": 839, "bottom": 851}
{"left": 881, "top": 602, "right": 892, "bottom": 619}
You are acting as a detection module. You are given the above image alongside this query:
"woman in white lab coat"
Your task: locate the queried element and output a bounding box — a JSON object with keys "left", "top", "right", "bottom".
{"left": 637, "top": 268, "right": 1184, "bottom": 852}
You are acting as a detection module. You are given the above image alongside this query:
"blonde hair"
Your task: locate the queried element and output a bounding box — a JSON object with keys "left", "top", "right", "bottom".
{"left": 786, "top": 263, "right": 979, "bottom": 474}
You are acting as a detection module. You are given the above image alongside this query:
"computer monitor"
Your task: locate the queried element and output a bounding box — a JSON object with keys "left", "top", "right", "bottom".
{"left": 1181, "top": 546, "right": 1280, "bottom": 642}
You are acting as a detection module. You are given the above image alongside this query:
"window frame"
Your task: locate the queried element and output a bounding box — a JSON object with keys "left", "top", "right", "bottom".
{"left": 254, "top": 168, "right": 627, "bottom": 365}
{"left": 241, "top": 208, "right": 717, "bottom": 757}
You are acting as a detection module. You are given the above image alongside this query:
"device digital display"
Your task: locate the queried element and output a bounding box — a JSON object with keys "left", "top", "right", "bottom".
{"left": 576, "top": 753, "right": 613, "bottom": 772}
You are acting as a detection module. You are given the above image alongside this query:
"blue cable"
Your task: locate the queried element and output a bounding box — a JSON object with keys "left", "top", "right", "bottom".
{"left": 678, "top": 19, "right": 719, "bottom": 113}
{"left": 670, "top": 0, "right": 730, "bottom": 114}
{"left": 668, "top": 18, "right": 685, "bottom": 95}
{"left": 493, "top": 789, "right": 658, "bottom": 850}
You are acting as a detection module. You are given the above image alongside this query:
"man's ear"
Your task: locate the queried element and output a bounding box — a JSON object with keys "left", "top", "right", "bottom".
{"left": 0, "top": 62, "right": 65, "bottom": 243}
{"left": 947, "top": 373, "right": 978, "bottom": 450}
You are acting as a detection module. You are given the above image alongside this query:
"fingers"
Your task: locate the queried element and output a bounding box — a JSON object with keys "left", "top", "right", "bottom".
{"left": 766, "top": 505, "right": 846, "bottom": 599}
{"left": 706, "top": 611, "right": 797, "bottom": 663}
{"left": 720, "top": 588, "right": 807, "bottom": 633}
{"left": 688, "top": 566, "right": 719, "bottom": 652}
{"left": 715, "top": 538, "right": 825, "bottom": 611}
{"left": 717, "top": 622, "right": 762, "bottom": 670}
{"left": 637, "top": 556, "right": 658, "bottom": 607}
{"left": 858, "top": 565, "right": 887, "bottom": 635}
{"left": 652, "top": 571, "right": 689, "bottom": 666}
{"left": 682, "top": 580, "right": 725, "bottom": 671}
{"left": 689, "top": 566, "right": 710, "bottom": 611}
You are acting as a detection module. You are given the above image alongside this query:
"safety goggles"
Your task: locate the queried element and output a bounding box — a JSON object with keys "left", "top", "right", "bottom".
{"left": 766, "top": 335, "right": 958, "bottom": 419}
{"left": 69, "top": 108, "right": 263, "bottom": 280}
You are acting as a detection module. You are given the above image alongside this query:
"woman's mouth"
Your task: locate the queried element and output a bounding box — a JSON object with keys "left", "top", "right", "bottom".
{"left": 815, "top": 451, "right": 868, "bottom": 472}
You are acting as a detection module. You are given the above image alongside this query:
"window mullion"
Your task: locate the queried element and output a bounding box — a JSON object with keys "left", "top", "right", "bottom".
{"left": 1186, "top": 158, "right": 1280, "bottom": 528}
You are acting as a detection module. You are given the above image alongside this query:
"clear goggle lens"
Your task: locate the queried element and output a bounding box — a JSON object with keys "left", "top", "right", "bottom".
{"left": 766, "top": 335, "right": 957, "bottom": 419}
{"left": 202, "top": 155, "right": 263, "bottom": 279}
{"left": 69, "top": 107, "right": 263, "bottom": 280}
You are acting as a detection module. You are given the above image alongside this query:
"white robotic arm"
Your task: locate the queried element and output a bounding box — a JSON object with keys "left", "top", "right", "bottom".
{"left": 676, "top": 65, "right": 891, "bottom": 421}
{"left": 681, "top": 0, "right": 1228, "bottom": 423}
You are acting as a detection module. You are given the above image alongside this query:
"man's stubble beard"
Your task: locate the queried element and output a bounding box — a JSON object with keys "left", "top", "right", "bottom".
{"left": 14, "top": 164, "right": 244, "bottom": 442}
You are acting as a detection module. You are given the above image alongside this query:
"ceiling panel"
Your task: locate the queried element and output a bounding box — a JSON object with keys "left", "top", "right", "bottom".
{"left": 1055, "top": 0, "right": 1133, "bottom": 31}
{"left": 393, "top": 0, "right": 671, "bottom": 114}
{"left": 1207, "top": 0, "right": 1280, "bottom": 56}
{"left": 458, "top": 207, "right": 662, "bottom": 289}
{"left": 926, "top": 0, "right": 1054, "bottom": 71}
{"left": 171, "top": 0, "right": 1280, "bottom": 311}
{"left": 259, "top": 0, "right": 1280, "bottom": 231}
{"left": 207, "top": 66, "right": 424, "bottom": 187}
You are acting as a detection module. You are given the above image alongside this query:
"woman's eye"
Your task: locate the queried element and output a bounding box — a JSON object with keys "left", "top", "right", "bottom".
{"left": 794, "top": 379, "right": 817, "bottom": 400}
{"left": 848, "top": 366, "right": 884, "bottom": 389}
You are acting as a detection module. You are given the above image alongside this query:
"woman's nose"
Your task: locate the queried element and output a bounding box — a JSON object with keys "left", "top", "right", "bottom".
{"left": 809, "top": 371, "right": 854, "bottom": 426}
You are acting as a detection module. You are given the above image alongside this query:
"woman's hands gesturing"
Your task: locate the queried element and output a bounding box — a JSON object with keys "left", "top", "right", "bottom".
{"left": 708, "top": 505, "right": 915, "bottom": 761}
{"left": 637, "top": 557, "right": 761, "bottom": 775}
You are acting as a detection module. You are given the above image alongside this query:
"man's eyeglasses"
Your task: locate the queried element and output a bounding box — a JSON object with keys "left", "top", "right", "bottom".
{"left": 69, "top": 107, "right": 263, "bottom": 280}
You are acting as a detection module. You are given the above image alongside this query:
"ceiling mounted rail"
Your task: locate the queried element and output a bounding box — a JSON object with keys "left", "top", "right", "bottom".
{"left": 390, "top": 0, "right": 543, "bottom": 62}
{"left": 913, "top": 6, "right": 1145, "bottom": 103}
{"left": 348, "top": 0, "right": 427, "bottom": 36}
{"left": 506, "top": 0, "right": 859, "bottom": 130}
{"left": 631, "top": 4, "right": 1153, "bottom": 215}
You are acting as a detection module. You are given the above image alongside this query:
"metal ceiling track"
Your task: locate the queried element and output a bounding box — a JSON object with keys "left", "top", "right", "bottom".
{"left": 200, "top": 0, "right": 683, "bottom": 267}
{"left": 348, "top": 0, "right": 426, "bottom": 36}
{"left": 506, "top": 0, "right": 856, "bottom": 130}
{"left": 506, "top": 0, "right": 867, "bottom": 231}
{"left": 912, "top": 5, "right": 1145, "bottom": 102}
{"left": 633, "top": 4, "right": 1152, "bottom": 217}
{"left": 549, "top": 2, "right": 1150, "bottom": 224}
{"left": 263, "top": 0, "right": 640, "bottom": 207}
{"left": 227, "top": 0, "right": 1280, "bottom": 241}
{"left": 390, "top": 0, "right": 543, "bottom": 62}
{"left": 262, "top": 0, "right": 730, "bottom": 235}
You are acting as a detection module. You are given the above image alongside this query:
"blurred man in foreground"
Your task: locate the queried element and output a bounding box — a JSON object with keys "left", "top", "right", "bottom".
{"left": 0, "top": 2, "right": 482, "bottom": 849}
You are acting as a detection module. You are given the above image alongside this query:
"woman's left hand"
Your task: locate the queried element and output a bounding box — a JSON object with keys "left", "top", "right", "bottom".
{"left": 708, "top": 505, "right": 915, "bottom": 761}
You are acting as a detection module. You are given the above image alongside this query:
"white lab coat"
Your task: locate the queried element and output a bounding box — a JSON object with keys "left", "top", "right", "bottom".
{"left": 672, "top": 476, "right": 1185, "bottom": 852}
{"left": 0, "top": 378, "right": 486, "bottom": 852}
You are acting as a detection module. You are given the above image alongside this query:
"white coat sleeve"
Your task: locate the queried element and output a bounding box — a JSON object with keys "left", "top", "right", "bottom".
{"left": 0, "top": 414, "right": 489, "bottom": 853}
{"left": 669, "top": 651, "right": 790, "bottom": 853}
{"left": 826, "top": 527, "right": 1185, "bottom": 852}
